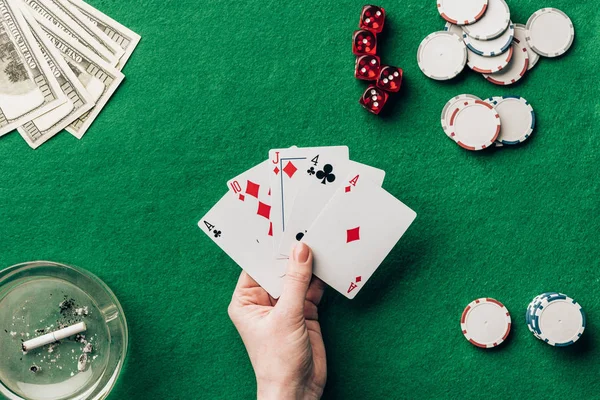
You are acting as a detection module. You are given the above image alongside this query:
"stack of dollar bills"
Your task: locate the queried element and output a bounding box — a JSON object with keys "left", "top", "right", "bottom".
{"left": 0, "top": 0, "right": 140, "bottom": 148}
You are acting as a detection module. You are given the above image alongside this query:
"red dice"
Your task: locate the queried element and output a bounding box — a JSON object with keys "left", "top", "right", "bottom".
{"left": 359, "top": 85, "right": 388, "bottom": 115}
{"left": 352, "top": 29, "right": 377, "bottom": 56}
{"left": 355, "top": 55, "right": 381, "bottom": 80}
{"left": 376, "top": 66, "right": 403, "bottom": 92}
{"left": 360, "top": 5, "right": 385, "bottom": 33}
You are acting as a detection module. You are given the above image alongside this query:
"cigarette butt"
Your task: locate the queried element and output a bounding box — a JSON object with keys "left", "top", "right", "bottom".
{"left": 22, "top": 322, "right": 87, "bottom": 352}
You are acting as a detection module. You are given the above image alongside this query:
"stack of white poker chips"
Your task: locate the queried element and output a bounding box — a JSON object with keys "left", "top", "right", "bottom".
{"left": 441, "top": 94, "right": 535, "bottom": 150}
{"left": 526, "top": 293, "right": 586, "bottom": 347}
{"left": 418, "top": 0, "right": 575, "bottom": 85}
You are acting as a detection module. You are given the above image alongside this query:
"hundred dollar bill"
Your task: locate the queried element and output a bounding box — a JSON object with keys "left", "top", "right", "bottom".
{"left": 23, "top": 0, "right": 122, "bottom": 66}
{"left": 0, "top": 0, "right": 66, "bottom": 137}
{"left": 63, "top": 0, "right": 140, "bottom": 70}
{"left": 17, "top": 6, "right": 94, "bottom": 148}
{"left": 31, "top": 9, "right": 123, "bottom": 138}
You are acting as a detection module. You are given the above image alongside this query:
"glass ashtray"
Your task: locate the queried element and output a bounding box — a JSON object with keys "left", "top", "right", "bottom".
{"left": 0, "top": 262, "right": 128, "bottom": 400}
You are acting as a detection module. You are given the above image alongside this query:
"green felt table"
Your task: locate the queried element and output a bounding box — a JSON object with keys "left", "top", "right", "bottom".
{"left": 1, "top": 0, "right": 599, "bottom": 398}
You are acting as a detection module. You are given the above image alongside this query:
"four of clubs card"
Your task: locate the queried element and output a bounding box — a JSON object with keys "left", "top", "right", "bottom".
{"left": 199, "top": 146, "right": 417, "bottom": 299}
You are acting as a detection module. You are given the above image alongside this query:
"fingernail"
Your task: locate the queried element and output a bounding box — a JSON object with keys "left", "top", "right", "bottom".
{"left": 292, "top": 242, "right": 309, "bottom": 263}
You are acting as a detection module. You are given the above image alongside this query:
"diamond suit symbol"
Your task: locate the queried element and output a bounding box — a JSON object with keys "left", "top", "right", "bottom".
{"left": 245, "top": 180, "right": 260, "bottom": 198}
{"left": 346, "top": 227, "right": 360, "bottom": 243}
{"left": 283, "top": 161, "right": 297, "bottom": 178}
{"left": 257, "top": 202, "right": 271, "bottom": 220}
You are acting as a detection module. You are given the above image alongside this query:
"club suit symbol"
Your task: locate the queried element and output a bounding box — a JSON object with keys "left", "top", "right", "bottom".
{"left": 316, "top": 164, "right": 336, "bottom": 185}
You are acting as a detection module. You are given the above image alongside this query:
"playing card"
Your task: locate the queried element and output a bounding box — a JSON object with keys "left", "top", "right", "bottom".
{"left": 198, "top": 192, "right": 287, "bottom": 298}
{"left": 302, "top": 173, "right": 417, "bottom": 299}
{"left": 268, "top": 146, "right": 349, "bottom": 257}
{"left": 226, "top": 160, "right": 272, "bottom": 238}
{"left": 226, "top": 160, "right": 288, "bottom": 265}
{"left": 277, "top": 160, "right": 386, "bottom": 257}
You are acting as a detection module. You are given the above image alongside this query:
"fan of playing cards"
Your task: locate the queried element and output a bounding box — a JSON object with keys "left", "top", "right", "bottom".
{"left": 0, "top": 0, "right": 140, "bottom": 149}
{"left": 198, "top": 146, "right": 417, "bottom": 299}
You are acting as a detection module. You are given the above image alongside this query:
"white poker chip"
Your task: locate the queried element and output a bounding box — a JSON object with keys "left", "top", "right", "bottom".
{"left": 461, "top": 298, "right": 511, "bottom": 348}
{"left": 443, "top": 21, "right": 464, "bottom": 37}
{"left": 441, "top": 94, "right": 481, "bottom": 138}
{"left": 466, "top": 44, "right": 513, "bottom": 74}
{"left": 526, "top": 8, "right": 574, "bottom": 58}
{"left": 448, "top": 99, "right": 500, "bottom": 150}
{"left": 533, "top": 296, "right": 585, "bottom": 346}
{"left": 514, "top": 23, "right": 540, "bottom": 70}
{"left": 490, "top": 96, "right": 535, "bottom": 145}
{"left": 463, "top": 22, "right": 514, "bottom": 57}
{"left": 437, "top": 0, "right": 488, "bottom": 26}
{"left": 463, "top": 0, "right": 510, "bottom": 40}
{"left": 483, "top": 42, "right": 529, "bottom": 85}
{"left": 417, "top": 31, "right": 466, "bottom": 80}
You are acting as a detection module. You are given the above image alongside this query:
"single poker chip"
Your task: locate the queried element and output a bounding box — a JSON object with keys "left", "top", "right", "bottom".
{"left": 463, "top": 0, "right": 510, "bottom": 40}
{"left": 437, "top": 0, "right": 488, "bottom": 26}
{"left": 491, "top": 96, "right": 535, "bottom": 145}
{"left": 463, "top": 22, "right": 514, "bottom": 57}
{"left": 532, "top": 295, "right": 586, "bottom": 346}
{"left": 466, "top": 44, "right": 513, "bottom": 73}
{"left": 448, "top": 99, "right": 501, "bottom": 150}
{"left": 417, "top": 31, "right": 467, "bottom": 80}
{"left": 526, "top": 8, "right": 574, "bottom": 58}
{"left": 483, "top": 42, "right": 529, "bottom": 85}
{"left": 443, "top": 21, "right": 464, "bottom": 37}
{"left": 514, "top": 23, "right": 540, "bottom": 70}
{"left": 441, "top": 94, "right": 481, "bottom": 137}
{"left": 461, "top": 298, "right": 511, "bottom": 348}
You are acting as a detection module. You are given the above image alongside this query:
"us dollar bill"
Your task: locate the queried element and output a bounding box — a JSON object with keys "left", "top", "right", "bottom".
{"left": 17, "top": 6, "right": 95, "bottom": 148}
{"left": 23, "top": 0, "right": 122, "bottom": 66}
{"left": 0, "top": 0, "right": 66, "bottom": 137}
{"left": 31, "top": 9, "right": 123, "bottom": 138}
{"left": 62, "top": 0, "right": 139, "bottom": 70}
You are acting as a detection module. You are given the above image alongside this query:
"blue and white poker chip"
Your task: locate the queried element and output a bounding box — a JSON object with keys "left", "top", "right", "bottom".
{"left": 463, "top": 23, "right": 514, "bottom": 57}
{"left": 525, "top": 292, "right": 586, "bottom": 347}
{"left": 489, "top": 95, "right": 535, "bottom": 145}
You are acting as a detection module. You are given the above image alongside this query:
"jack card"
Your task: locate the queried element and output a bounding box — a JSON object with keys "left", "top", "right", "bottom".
{"left": 268, "top": 146, "right": 349, "bottom": 257}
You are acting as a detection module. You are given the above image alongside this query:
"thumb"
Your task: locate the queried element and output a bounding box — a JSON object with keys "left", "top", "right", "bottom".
{"left": 277, "top": 242, "right": 313, "bottom": 315}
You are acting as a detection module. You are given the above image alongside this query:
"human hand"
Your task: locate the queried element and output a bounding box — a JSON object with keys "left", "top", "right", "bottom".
{"left": 228, "top": 243, "right": 327, "bottom": 400}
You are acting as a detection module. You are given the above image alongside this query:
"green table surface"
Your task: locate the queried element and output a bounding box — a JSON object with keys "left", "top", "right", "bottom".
{"left": 1, "top": 0, "right": 599, "bottom": 398}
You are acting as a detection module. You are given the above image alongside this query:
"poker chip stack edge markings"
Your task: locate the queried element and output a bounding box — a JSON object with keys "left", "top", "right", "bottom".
{"left": 437, "top": 0, "right": 489, "bottom": 26}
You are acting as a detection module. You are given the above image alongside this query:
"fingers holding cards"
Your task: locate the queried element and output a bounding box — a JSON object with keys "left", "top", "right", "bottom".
{"left": 198, "top": 145, "right": 416, "bottom": 300}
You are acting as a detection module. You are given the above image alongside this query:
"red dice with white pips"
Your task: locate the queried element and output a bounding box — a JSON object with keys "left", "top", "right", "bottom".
{"left": 353, "top": 5, "right": 402, "bottom": 115}
{"left": 376, "top": 66, "right": 403, "bottom": 92}
{"left": 359, "top": 85, "right": 388, "bottom": 115}
{"left": 352, "top": 29, "right": 377, "bottom": 56}
{"left": 359, "top": 5, "right": 385, "bottom": 33}
{"left": 355, "top": 55, "right": 381, "bottom": 80}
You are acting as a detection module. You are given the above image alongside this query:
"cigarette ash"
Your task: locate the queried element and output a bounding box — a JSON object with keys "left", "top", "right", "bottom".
{"left": 3, "top": 292, "right": 98, "bottom": 377}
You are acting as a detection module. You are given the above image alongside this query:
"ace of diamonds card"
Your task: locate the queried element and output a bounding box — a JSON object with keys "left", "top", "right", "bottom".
{"left": 302, "top": 173, "right": 417, "bottom": 299}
